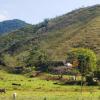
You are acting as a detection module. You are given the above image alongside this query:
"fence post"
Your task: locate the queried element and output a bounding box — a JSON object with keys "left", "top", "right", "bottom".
{"left": 13, "top": 93, "right": 17, "bottom": 100}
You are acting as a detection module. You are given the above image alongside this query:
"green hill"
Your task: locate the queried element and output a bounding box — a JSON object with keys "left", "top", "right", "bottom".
{"left": 0, "top": 19, "right": 29, "bottom": 35}
{"left": 0, "top": 5, "right": 100, "bottom": 70}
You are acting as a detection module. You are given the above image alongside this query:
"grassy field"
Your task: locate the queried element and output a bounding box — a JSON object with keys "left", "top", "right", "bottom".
{"left": 0, "top": 70, "right": 100, "bottom": 100}
{"left": 0, "top": 91, "right": 100, "bottom": 100}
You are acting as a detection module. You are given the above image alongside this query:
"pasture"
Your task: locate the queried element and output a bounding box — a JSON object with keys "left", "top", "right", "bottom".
{"left": 0, "top": 70, "right": 100, "bottom": 100}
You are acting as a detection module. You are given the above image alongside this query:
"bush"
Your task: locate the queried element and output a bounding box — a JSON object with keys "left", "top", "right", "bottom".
{"left": 94, "top": 71, "right": 100, "bottom": 80}
{"left": 86, "top": 74, "right": 99, "bottom": 86}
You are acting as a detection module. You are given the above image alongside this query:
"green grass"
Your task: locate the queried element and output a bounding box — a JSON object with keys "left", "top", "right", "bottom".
{"left": 0, "top": 70, "right": 100, "bottom": 100}
{"left": 0, "top": 91, "right": 100, "bottom": 100}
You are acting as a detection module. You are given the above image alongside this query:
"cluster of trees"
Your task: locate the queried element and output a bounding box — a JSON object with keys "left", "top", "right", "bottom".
{"left": 0, "top": 46, "right": 99, "bottom": 85}
{"left": 66, "top": 48, "right": 99, "bottom": 85}
{"left": 25, "top": 48, "right": 98, "bottom": 75}
{"left": 67, "top": 48, "right": 97, "bottom": 75}
{"left": 25, "top": 48, "right": 98, "bottom": 80}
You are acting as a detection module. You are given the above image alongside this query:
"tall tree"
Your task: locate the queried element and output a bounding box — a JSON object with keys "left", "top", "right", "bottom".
{"left": 67, "top": 48, "right": 97, "bottom": 75}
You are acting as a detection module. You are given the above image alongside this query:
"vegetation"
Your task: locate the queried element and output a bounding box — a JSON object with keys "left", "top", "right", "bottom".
{"left": 67, "top": 48, "right": 97, "bottom": 74}
{"left": 66, "top": 48, "right": 98, "bottom": 86}
{"left": 0, "top": 5, "right": 100, "bottom": 100}
{"left": 0, "top": 19, "right": 29, "bottom": 35}
{"left": 0, "top": 70, "right": 99, "bottom": 100}
{"left": 0, "top": 5, "right": 99, "bottom": 70}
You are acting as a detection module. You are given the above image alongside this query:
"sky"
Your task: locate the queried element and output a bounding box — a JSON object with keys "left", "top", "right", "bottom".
{"left": 0, "top": 0, "right": 100, "bottom": 24}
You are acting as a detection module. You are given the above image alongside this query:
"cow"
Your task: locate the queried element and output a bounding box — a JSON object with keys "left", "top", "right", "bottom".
{"left": 12, "top": 83, "right": 21, "bottom": 86}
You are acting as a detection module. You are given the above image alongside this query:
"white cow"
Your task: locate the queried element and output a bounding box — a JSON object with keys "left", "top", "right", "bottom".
{"left": 64, "top": 62, "right": 73, "bottom": 68}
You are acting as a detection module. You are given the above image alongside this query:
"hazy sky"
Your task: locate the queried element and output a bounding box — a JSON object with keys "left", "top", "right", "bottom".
{"left": 0, "top": 0, "right": 100, "bottom": 24}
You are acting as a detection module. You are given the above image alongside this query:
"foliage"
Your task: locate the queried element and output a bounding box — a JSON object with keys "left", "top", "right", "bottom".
{"left": 94, "top": 71, "right": 100, "bottom": 80}
{"left": 0, "top": 19, "right": 28, "bottom": 35}
{"left": 2, "top": 54, "right": 19, "bottom": 67}
{"left": 67, "top": 48, "right": 97, "bottom": 75}
{"left": 26, "top": 48, "right": 51, "bottom": 71}
{"left": 37, "top": 19, "right": 49, "bottom": 28}
{"left": 0, "top": 5, "right": 100, "bottom": 71}
{"left": 86, "top": 73, "right": 99, "bottom": 85}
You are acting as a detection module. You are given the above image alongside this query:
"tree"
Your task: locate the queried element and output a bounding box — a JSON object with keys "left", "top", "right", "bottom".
{"left": 67, "top": 48, "right": 97, "bottom": 75}
{"left": 67, "top": 48, "right": 97, "bottom": 91}
{"left": 27, "top": 48, "right": 50, "bottom": 71}
{"left": 34, "top": 50, "right": 49, "bottom": 71}
{"left": 38, "top": 19, "right": 49, "bottom": 28}
{"left": 2, "top": 54, "right": 19, "bottom": 68}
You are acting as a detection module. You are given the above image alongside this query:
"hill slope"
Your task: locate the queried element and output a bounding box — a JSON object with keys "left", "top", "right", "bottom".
{"left": 0, "top": 5, "right": 100, "bottom": 68}
{"left": 0, "top": 19, "right": 29, "bottom": 35}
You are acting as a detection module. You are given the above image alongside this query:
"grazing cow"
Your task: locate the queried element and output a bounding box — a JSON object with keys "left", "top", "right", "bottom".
{"left": 12, "top": 83, "right": 21, "bottom": 86}
{"left": 0, "top": 88, "right": 6, "bottom": 93}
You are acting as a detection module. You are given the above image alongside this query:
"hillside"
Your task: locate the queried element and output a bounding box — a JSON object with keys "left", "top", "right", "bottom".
{"left": 0, "top": 5, "right": 100, "bottom": 69}
{"left": 0, "top": 19, "right": 29, "bottom": 35}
